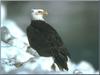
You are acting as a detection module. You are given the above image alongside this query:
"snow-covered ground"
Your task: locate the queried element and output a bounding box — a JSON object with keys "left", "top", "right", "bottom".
{"left": 1, "top": 47, "right": 99, "bottom": 74}
{"left": 0, "top": 3, "right": 99, "bottom": 74}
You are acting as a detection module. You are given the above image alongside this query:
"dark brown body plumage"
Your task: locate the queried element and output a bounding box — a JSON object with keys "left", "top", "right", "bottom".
{"left": 27, "top": 20, "right": 70, "bottom": 70}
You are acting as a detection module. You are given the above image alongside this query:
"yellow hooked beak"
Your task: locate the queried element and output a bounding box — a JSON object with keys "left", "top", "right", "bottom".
{"left": 43, "top": 10, "right": 48, "bottom": 16}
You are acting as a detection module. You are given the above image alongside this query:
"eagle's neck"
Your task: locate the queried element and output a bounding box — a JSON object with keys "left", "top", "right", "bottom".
{"left": 31, "top": 15, "right": 45, "bottom": 21}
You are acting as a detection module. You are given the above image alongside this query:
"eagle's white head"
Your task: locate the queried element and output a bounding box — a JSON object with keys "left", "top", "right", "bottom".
{"left": 31, "top": 9, "right": 48, "bottom": 21}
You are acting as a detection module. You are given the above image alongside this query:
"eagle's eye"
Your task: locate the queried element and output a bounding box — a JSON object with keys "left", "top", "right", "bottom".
{"left": 38, "top": 11, "right": 42, "bottom": 13}
{"left": 32, "top": 10, "right": 34, "bottom": 12}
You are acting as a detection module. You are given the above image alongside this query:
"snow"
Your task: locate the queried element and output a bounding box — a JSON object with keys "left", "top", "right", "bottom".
{"left": 0, "top": 4, "right": 99, "bottom": 74}
{"left": 1, "top": 23, "right": 99, "bottom": 74}
{"left": 76, "top": 61, "right": 95, "bottom": 74}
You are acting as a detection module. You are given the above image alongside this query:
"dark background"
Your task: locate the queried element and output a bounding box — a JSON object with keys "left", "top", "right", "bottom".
{"left": 2, "top": 1, "right": 99, "bottom": 70}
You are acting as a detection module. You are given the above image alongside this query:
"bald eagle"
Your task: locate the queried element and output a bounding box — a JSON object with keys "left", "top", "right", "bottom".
{"left": 26, "top": 9, "right": 70, "bottom": 71}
